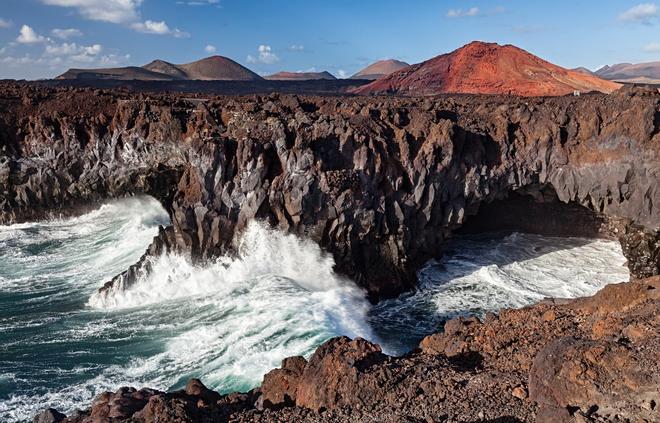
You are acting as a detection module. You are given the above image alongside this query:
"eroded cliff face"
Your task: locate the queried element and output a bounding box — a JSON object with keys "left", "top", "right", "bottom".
{"left": 0, "top": 83, "right": 658, "bottom": 300}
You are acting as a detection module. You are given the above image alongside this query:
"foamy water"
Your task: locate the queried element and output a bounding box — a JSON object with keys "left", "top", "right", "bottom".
{"left": 0, "top": 197, "right": 630, "bottom": 421}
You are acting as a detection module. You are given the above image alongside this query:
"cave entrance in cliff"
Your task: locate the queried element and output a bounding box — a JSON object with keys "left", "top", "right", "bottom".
{"left": 367, "top": 185, "right": 631, "bottom": 356}
{"left": 456, "top": 185, "right": 609, "bottom": 239}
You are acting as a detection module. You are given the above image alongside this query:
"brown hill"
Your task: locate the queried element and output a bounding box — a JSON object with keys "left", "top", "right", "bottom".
{"left": 353, "top": 42, "right": 621, "bottom": 96}
{"left": 572, "top": 67, "right": 594, "bottom": 75}
{"left": 351, "top": 59, "right": 410, "bottom": 80}
{"left": 265, "top": 71, "right": 337, "bottom": 81}
{"left": 176, "top": 56, "right": 262, "bottom": 81}
{"left": 56, "top": 66, "right": 176, "bottom": 81}
{"left": 595, "top": 62, "right": 660, "bottom": 84}
{"left": 58, "top": 56, "right": 262, "bottom": 81}
{"left": 142, "top": 60, "right": 188, "bottom": 80}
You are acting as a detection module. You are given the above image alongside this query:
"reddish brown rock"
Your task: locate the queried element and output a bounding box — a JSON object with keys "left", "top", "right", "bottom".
{"left": 295, "top": 337, "right": 386, "bottom": 411}
{"left": 40, "top": 278, "right": 659, "bottom": 422}
{"left": 260, "top": 356, "right": 307, "bottom": 408}
{"left": 85, "top": 387, "right": 160, "bottom": 422}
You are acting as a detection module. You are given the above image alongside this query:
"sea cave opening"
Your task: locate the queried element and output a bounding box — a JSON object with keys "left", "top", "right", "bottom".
{"left": 367, "top": 185, "right": 630, "bottom": 355}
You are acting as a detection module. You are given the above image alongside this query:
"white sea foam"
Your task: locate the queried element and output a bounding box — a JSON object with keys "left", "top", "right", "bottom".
{"left": 0, "top": 196, "right": 632, "bottom": 422}
{"left": 87, "top": 221, "right": 376, "bottom": 390}
{"left": 369, "top": 232, "right": 630, "bottom": 354}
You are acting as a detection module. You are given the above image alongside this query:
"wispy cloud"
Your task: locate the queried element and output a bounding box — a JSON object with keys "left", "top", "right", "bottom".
{"left": 17, "top": 25, "right": 47, "bottom": 44}
{"left": 41, "top": 0, "right": 189, "bottom": 36}
{"left": 643, "top": 41, "right": 660, "bottom": 52}
{"left": 205, "top": 44, "right": 217, "bottom": 53}
{"left": 131, "top": 20, "right": 189, "bottom": 38}
{"left": 288, "top": 44, "right": 305, "bottom": 52}
{"left": 0, "top": 18, "right": 12, "bottom": 28}
{"left": 447, "top": 7, "right": 480, "bottom": 18}
{"left": 247, "top": 45, "right": 279, "bottom": 64}
{"left": 618, "top": 3, "right": 658, "bottom": 24}
{"left": 447, "top": 6, "right": 505, "bottom": 19}
{"left": 51, "top": 28, "right": 83, "bottom": 39}
{"left": 176, "top": 0, "right": 221, "bottom": 6}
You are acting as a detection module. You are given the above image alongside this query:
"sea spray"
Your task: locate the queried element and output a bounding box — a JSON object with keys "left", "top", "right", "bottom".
{"left": 0, "top": 196, "right": 630, "bottom": 422}
{"left": 368, "top": 232, "right": 630, "bottom": 354}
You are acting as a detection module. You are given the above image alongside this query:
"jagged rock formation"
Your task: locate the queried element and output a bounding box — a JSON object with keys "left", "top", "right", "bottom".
{"left": 39, "top": 276, "right": 660, "bottom": 422}
{"left": 0, "top": 82, "right": 658, "bottom": 301}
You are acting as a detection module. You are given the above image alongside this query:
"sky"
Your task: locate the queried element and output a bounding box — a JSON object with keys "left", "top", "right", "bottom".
{"left": 0, "top": 0, "right": 659, "bottom": 80}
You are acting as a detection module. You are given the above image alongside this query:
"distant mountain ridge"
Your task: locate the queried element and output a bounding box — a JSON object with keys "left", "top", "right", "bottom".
{"left": 353, "top": 41, "right": 621, "bottom": 96}
{"left": 351, "top": 59, "right": 410, "bottom": 80}
{"left": 58, "top": 56, "right": 262, "bottom": 81}
{"left": 265, "top": 71, "right": 336, "bottom": 81}
{"left": 594, "top": 61, "right": 660, "bottom": 84}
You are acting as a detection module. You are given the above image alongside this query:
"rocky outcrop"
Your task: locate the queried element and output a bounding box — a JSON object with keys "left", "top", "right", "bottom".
{"left": 0, "top": 83, "right": 659, "bottom": 301}
{"left": 41, "top": 276, "right": 659, "bottom": 422}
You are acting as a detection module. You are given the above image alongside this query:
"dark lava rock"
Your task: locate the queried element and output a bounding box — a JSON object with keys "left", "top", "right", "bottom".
{"left": 1, "top": 83, "right": 658, "bottom": 302}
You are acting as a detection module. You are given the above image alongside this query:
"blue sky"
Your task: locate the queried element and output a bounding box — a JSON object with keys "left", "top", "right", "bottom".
{"left": 0, "top": 0, "right": 659, "bottom": 80}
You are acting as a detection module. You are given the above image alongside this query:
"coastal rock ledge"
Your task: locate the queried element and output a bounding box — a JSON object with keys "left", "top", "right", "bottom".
{"left": 0, "top": 83, "right": 658, "bottom": 301}
{"left": 34, "top": 277, "right": 660, "bottom": 422}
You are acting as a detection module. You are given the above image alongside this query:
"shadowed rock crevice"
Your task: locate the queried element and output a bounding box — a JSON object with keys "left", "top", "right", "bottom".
{"left": 456, "top": 185, "right": 611, "bottom": 239}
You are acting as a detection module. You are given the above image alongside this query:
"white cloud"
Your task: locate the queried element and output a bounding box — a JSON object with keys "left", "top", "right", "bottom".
{"left": 131, "top": 20, "right": 189, "bottom": 37}
{"left": 131, "top": 20, "right": 168, "bottom": 34}
{"left": 51, "top": 28, "right": 83, "bottom": 39}
{"left": 41, "top": 0, "right": 191, "bottom": 37}
{"left": 247, "top": 45, "right": 279, "bottom": 64}
{"left": 618, "top": 3, "right": 658, "bottom": 23}
{"left": 289, "top": 44, "right": 304, "bottom": 52}
{"left": 643, "top": 41, "right": 660, "bottom": 52}
{"left": 337, "top": 69, "right": 348, "bottom": 79}
{"left": 177, "top": 0, "right": 220, "bottom": 5}
{"left": 45, "top": 42, "right": 101, "bottom": 57}
{"left": 41, "top": 0, "right": 143, "bottom": 24}
{"left": 0, "top": 18, "right": 12, "bottom": 28}
{"left": 205, "top": 44, "right": 217, "bottom": 53}
{"left": 17, "top": 25, "right": 47, "bottom": 44}
{"left": 447, "top": 7, "right": 480, "bottom": 18}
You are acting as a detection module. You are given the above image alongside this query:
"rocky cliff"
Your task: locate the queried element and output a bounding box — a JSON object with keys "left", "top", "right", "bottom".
{"left": 0, "top": 83, "right": 658, "bottom": 301}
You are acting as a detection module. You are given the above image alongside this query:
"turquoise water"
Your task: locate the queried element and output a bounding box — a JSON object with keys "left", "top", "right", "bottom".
{"left": 0, "top": 197, "right": 630, "bottom": 421}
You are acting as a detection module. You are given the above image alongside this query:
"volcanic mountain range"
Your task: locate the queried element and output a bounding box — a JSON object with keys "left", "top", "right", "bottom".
{"left": 57, "top": 41, "right": 632, "bottom": 96}
{"left": 594, "top": 62, "right": 660, "bottom": 84}
{"left": 58, "top": 56, "right": 262, "bottom": 81}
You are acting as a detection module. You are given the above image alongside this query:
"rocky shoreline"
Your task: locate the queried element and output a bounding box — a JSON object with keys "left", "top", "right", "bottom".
{"left": 0, "top": 82, "right": 658, "bottom": 422}
{"left": 34, "top": 276, "right": 659, "bottom": 423}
